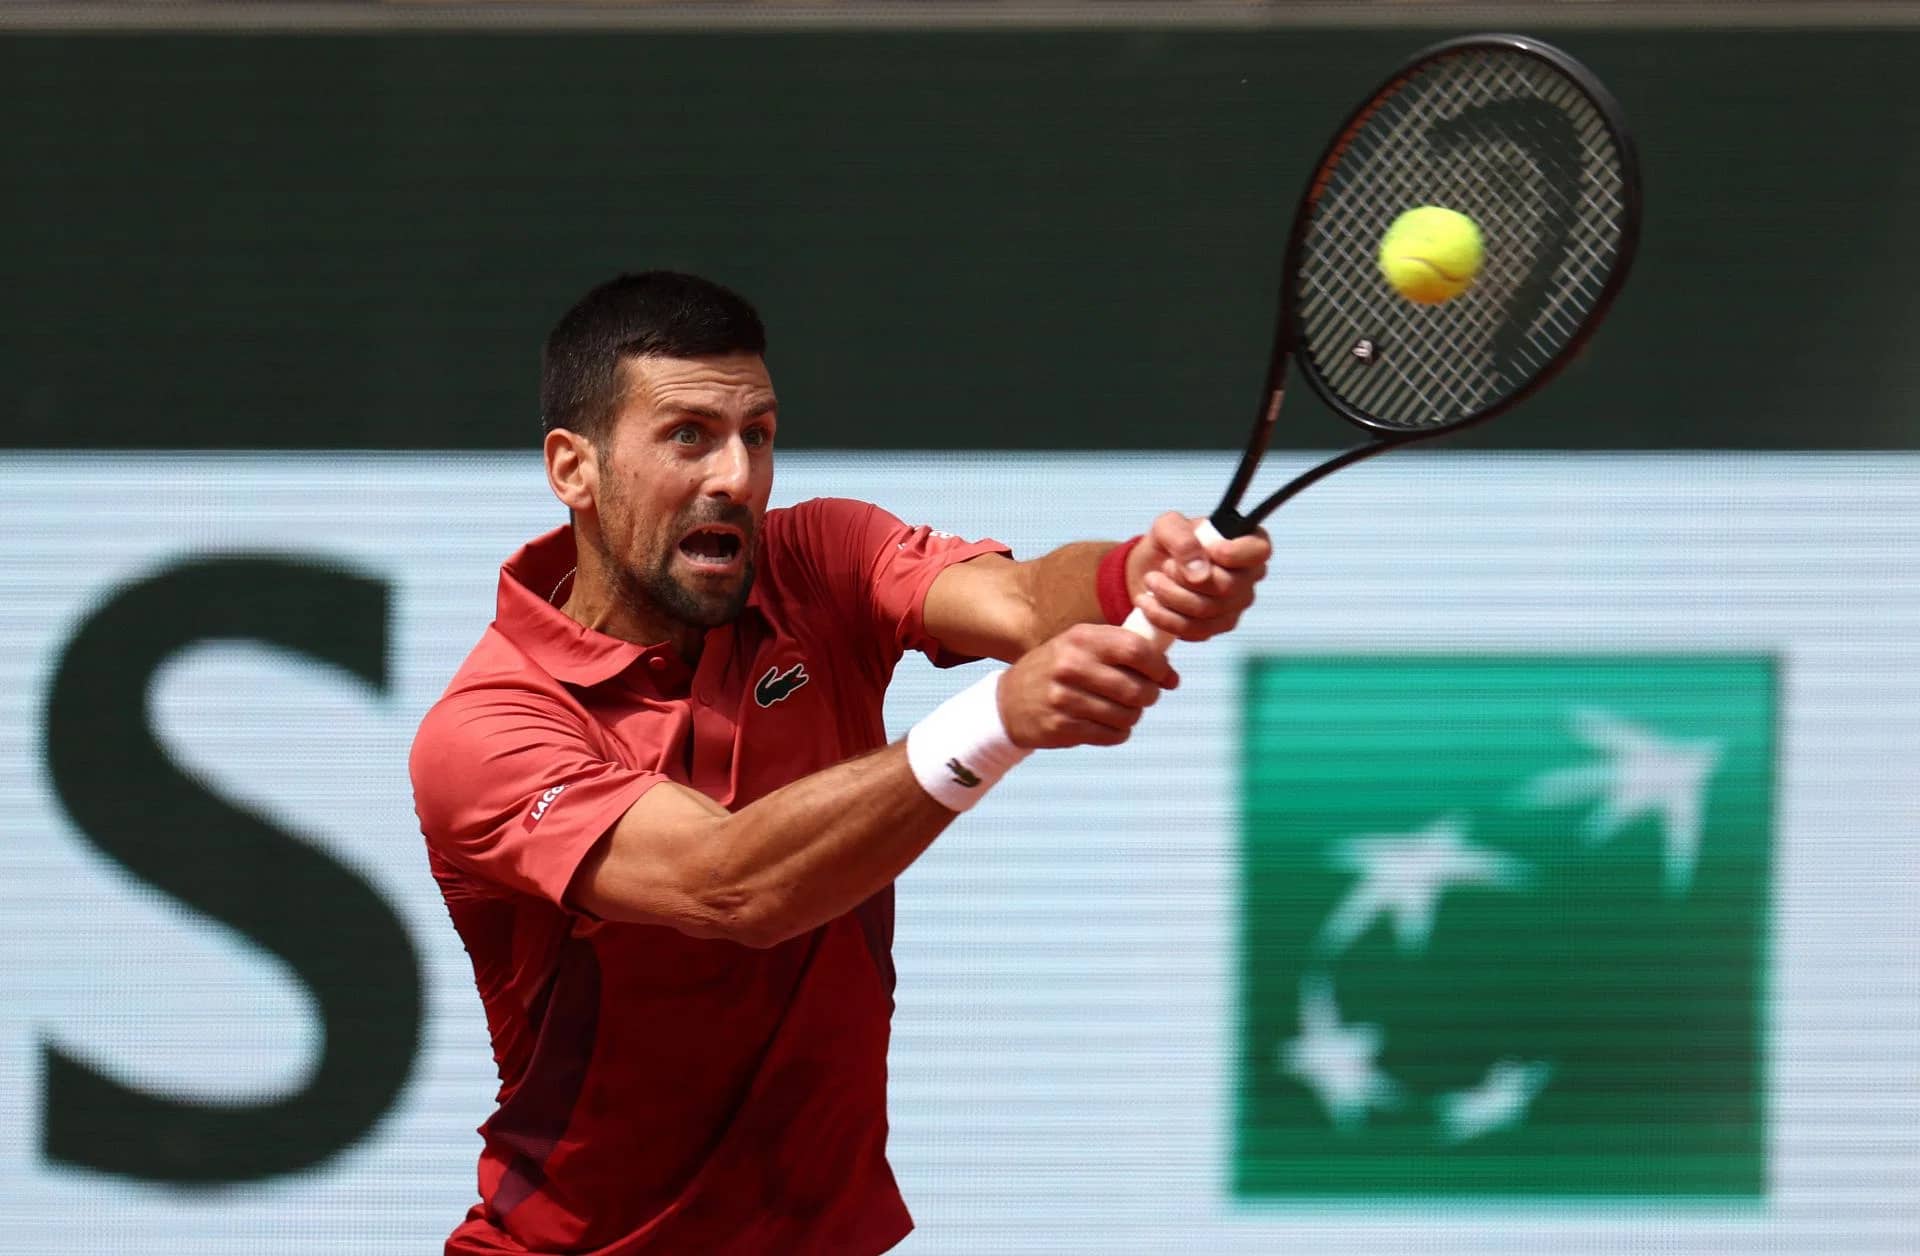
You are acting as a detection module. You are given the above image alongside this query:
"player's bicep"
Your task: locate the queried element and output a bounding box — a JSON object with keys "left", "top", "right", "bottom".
{"left": 566, "top": 780, "right": 743, "bottom": 937}
{"left": 921, "top": 552, "right": 1031, "bottom": 663}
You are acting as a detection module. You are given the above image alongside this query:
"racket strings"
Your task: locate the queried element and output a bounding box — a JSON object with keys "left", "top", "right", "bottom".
{"left": 1318, "top": 67, "right": 1578, "bottom": 409}
{"left": 1295, "top": 46, "right": 1631, "bottom": 431}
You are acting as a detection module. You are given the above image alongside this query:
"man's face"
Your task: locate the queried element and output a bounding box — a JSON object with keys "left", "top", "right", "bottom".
{"left": 588, "top": 351, "right": 777, "bottom": 631}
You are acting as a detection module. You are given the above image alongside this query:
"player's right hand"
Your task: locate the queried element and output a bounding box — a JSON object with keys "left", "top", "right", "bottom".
{"left": 996, "top": 623, "right": 1179, "bottom": 749}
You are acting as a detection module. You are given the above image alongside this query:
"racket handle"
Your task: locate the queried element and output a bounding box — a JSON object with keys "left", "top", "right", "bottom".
{"left": 1117, "top": 518, "right": 1227, "bottom": 654}
{"left": 1120, "top": 606, "right": 1174, "bottom": 652}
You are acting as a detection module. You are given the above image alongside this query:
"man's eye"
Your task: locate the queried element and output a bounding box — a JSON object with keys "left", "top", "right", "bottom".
{"left": 670, "top": 426, "right": 701, "bottom": 445}
{"left": 743, "top": 428, "right": 772, "bottom": 448}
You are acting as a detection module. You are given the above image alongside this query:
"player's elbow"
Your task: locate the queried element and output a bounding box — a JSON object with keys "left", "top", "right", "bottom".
{"left": 688, "top": 886, "right": 779, "bottom": 948}
{"left": 696, "top": 882, "right": 808, "bottom": 949}
{"left": 577, "top": 787, "right": 799, "bottom": 945}
{"left": 578, "top": 871, "right": 791, "bottom": 948}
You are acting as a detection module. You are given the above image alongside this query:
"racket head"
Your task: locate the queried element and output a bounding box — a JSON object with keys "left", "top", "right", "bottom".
{"left": 1279, "top": 33, "right": 1642, "bottom": 440}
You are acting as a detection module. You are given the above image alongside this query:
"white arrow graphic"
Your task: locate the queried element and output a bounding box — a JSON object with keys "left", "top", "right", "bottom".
{"left": 1437, "top": 1058, "right": 1554, "bottom": 1144}
{"left": 1515, "top": 708, "right": 1723, "bottom": 896}
{"left": 1280, "top": 977, "right": 1401, "bottom": 1133}
{"left": 1316, "top": 817, "right": 1532, "bottom": 956}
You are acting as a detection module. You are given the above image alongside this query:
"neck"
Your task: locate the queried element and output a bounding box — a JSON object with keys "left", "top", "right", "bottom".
{"left": 561, "top": 533, "right": 706, "bottom": 664}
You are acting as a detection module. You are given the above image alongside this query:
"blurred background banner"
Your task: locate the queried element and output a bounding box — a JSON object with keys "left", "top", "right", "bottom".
{"left": 4, "top": 452, "right": 1917, "bottom": 1253}
{"left": 3, "top": 4, "right": 1919, "bottom": 1254}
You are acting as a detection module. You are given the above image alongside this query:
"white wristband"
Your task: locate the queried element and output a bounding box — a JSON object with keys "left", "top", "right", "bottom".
{"left": 905, "top": 669, "right": 1032, "bottom": 812}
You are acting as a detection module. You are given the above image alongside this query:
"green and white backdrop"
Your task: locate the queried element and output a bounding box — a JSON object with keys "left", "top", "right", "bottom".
{"left": 2, "top": 452, "right": 1915, "bottom": 1253}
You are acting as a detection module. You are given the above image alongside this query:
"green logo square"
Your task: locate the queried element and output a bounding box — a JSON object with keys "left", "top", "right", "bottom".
{"left": 1235, "top": 655, "right": 1775, "bottom": 1199}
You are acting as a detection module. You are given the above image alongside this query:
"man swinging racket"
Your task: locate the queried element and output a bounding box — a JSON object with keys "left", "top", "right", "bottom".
{"left": 410, "top": 271, "right": 1270, "bottom": 1254}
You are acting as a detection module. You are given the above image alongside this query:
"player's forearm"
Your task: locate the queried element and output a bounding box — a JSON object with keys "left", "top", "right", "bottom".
{"left": 709, "top": 745, "right": 957, "bottom": 946}
{"left": 580, "top": 743, "right": 958, "bottom": 947}
{"left": 581, "top": 626, "right": 1170, "bottom": 946}
{"left": 1015, "top": 540, "right": 1114, "bottom": 648}
{"left": 923, "top": 541, "right": 1126, "bottom": 663}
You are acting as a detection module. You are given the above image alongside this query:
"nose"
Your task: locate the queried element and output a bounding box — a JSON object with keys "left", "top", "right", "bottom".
{"left": 705, "top": 433, "right": 753, "bottom": 501}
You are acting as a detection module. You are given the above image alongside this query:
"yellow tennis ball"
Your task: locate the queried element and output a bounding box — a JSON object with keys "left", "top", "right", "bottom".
{"left": 1378, "top": 206, "right": 1484, "bottom": 304}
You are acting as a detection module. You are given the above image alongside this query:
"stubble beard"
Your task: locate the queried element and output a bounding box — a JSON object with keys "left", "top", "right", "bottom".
{"left": 631, "top": 533, "right": 756, "bottom": 629}
{"left": 596, "top": 478, "right": 756, "bottom": 631}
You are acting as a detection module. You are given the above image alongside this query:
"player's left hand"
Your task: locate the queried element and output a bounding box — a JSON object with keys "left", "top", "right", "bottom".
{"left": 1127, "top": 511, "right": 1271, "bottom": 642}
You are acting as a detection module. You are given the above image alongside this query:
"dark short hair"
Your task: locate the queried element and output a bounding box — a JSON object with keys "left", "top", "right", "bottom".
{"left": 539, "top": 271, "right": 767, "bottom": 442}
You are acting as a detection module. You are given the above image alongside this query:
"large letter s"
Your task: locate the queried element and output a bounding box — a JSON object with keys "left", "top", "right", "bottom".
{"left": 42, "top": 556, "right": 422, "bottom": 1183}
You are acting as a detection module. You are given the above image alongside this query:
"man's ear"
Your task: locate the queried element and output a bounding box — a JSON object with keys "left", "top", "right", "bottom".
{"left": 544, "top": 428, "right": 598, "bottom": 513}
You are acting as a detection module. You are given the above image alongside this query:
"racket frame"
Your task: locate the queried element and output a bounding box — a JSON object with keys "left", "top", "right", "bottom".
{"left": 1208, "top": 32, "right": 1643, "bottom": 540}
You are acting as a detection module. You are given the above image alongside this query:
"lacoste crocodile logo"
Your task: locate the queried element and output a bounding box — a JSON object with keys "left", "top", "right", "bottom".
{"left": 754, "top": 661, "right": 811, "bottom": 708}
{"left": 945, "top": 758, "right": 982, "bottom": 788}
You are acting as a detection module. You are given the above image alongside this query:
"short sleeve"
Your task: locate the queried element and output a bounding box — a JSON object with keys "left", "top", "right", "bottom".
{"left": 776, "top": 497, "right": 1011, "bottom": 668}
{"left": 409, "top": 684, "right": 669, "bottom": 907}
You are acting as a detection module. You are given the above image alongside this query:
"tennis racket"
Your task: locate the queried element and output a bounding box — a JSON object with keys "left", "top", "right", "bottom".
{"left": 1126, "top": 33, "right": 1641, "bottom": 649}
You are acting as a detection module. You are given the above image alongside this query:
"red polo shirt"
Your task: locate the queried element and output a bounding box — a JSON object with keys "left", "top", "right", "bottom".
{"left": 410, "top": 497, "right": 1007, "bottom": 1256}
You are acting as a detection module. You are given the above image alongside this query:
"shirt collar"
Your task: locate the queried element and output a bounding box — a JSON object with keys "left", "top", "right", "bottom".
{"left": 495, "top": 525, "right": 768, "bottom": 689}
{"left": 496, "top": 527, "right": 656, "bottom": 688}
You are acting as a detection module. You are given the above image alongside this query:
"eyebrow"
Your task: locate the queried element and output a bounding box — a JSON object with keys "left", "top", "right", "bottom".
{"left": 660, "top": 399, "right": 778, "bottom": 422}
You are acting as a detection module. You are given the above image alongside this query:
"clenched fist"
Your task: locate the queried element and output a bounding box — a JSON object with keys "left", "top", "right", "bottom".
{"left": 1127, "top": 511, "right": 1271, "bottom": 642}
{"left": 996, "top": 622, "right": 1179, "bottom": 750}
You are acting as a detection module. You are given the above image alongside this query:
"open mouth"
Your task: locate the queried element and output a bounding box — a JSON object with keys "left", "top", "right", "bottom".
{"left": 677, "top": 525, "right": 745, "bottom": 570}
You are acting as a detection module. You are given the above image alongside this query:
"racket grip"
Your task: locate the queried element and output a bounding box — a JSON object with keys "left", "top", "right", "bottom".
{"left": 1117, "top": 518, "right": 1227, "bottom": 654}
{"left": 1121, "top": 605, "right": 1174, "bottom": 653}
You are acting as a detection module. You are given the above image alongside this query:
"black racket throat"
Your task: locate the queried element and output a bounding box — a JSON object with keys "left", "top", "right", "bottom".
{"left": 1208, "top": 397, "right": 1428, "bottom": 538}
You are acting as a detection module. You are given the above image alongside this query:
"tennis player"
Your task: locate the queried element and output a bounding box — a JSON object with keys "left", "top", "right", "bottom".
{"left": 410, "top": 271, "right": 1270, "bottom": 1254}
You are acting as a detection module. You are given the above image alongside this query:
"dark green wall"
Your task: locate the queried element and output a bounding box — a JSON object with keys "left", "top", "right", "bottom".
{"left": 0, "top": 27, "right": 1914, "bottom": 450}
